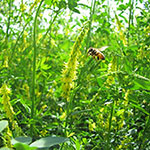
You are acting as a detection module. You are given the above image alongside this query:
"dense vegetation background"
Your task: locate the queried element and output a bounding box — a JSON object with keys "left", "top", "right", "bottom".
{"left": 0, "top": 0, "right": 150, "bottom": 149}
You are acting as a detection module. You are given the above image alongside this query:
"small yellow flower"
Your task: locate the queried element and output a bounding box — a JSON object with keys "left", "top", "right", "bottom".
{"left": 89, "top": 121, "right": 96, "bottom": 131}
{"left": 39, "top": 13, "right": 43, "bottom": 17}
{"left": 3, "top": 56, "right": 9, "bottom": 68}
{"left": 0, "top": 84, "right": 11, "bottom": 95}
{"left": 60, "top": 112, "right": 67, "bottom": 120}
{"left": 24, "top": 31, "right": 28, "bottom": 36}
{"left": 67, "top": 132, "right": 75, "bottom": 137}
{"left": 20, "top": 4, "right": 27, "bottom": 12}
{"left": 112, "top": 116, "right": 116, "bottom": 121}
{"left": 42, "top": 105, "right": 47, "bottom": 110}
{"left": 40, "top": 130, "right": 48, "bottom": 136}
{"left": 37, "top": 33, "right": 43, "bottom": 44}
{"left": 100, "top": 108, "right": 104, "bottom": 112}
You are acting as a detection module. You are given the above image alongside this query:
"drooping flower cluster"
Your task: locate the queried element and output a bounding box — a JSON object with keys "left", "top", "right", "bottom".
{"left": 106, "top": 56, "right": 117, "bottom": 86}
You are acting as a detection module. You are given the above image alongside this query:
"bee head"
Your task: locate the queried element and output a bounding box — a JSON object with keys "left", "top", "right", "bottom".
{"left": 87, "top": 47, "right": 94, "bottom": 55}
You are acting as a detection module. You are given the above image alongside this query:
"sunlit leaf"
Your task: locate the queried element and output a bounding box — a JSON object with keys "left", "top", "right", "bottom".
{"left": 131, "top": 74, "right": 150, "bottom": 90}
{"left": 117, "top": 4, "right": 128, "bottom": 10}
{"left": 11, "top": 136, "right": 32, "bottom": 145}
{"left": 68, "top": 0, "right": 80, "bottom": 13}
{"left": 14, "top": 143, "right": 36, "bottom": 150}
{"left": 130, "top": 103, "right": 149, "bottom": 115}
{"left": 0, "top": 120, "right": 8, "bottom": 133}
{"left": 0, "top": 148, "right": 12, "bottom": 150}
{"left": 45, "top": 0, "right": 52, "bottom": 5}
{"left": 30, "top": 137, "right": 68, "bottom": 148}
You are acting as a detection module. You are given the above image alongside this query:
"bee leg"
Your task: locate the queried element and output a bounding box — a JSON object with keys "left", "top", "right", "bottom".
{"left": 92, "top": 56, "right": 95, "bottom": 60}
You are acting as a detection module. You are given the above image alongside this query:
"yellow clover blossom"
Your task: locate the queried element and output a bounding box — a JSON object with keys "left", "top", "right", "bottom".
{"left": 61, "top": 23, "right": 89, "bottom": 101}
{"left": 0, "top": 84, "right": 15, "bottom": 123}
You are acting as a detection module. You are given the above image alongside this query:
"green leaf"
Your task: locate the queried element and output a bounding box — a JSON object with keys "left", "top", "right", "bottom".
{"left": 68, "top": 0, "right": 78, "bottom": 8}
{"left": 11, "top": 136, "right": 32, "bottom": 145}
{"left": 117, "top": 4, "right": 128, "bottom": 10}
{"left": 97, "top": 77, "right": 104, "bottom": 86}
{"left": 0, "top": 148, "right": 12, "bottom": 150}
{"left": 71, "top": 109, "right": 91, "bottom": 115}
{"left": 14, "top": 143, "right": 36, "bottom": 150}
{"left": 119, "top": 14, "right": 128, "bottom": 23}
{"left": 78, "top": 3, "right": 90, "bottom": 9}
{"left": 68, "top": 0, "right": 80, "bottom": 13}
{"left": 71, "top": 8, "right": 80, "bottom": 14}
{"left": 45, "top": 0, "right": 52, "bottom": 5}
{"left": 0, "top": 120, "right": 8, "bottom": 133}
{"left": 131, "top": 74, "right": 150, "bottom": 90}
{"left": 130, "top": 103, "right": 149, "bottom": 116}
{"left": 30, "top": 137, "right": 68, "bottom": 148}
{"left": 116, "top": 109, "right": 124, "bottom": 116}
{"left": 122, "top": 57, "right": 132, "bottom": 73}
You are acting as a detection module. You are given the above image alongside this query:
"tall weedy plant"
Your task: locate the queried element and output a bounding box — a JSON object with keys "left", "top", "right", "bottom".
{"left": 31, "top": 0, "right": 44, "bottom": 137}
{"left": 61, "top": 22, "right": 89, "bottom": 136}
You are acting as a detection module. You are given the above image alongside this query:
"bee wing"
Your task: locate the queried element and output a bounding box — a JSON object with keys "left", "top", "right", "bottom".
{"left": 98, "top": 46, "right": 109, "bottom": 51}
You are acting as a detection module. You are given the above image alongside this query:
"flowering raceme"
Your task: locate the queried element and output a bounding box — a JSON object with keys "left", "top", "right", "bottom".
{"left": 61, "top": 23, "right": 89, "bottom": 101}
{"left": 0, "top": 83, "right": 14, "bottom": 123}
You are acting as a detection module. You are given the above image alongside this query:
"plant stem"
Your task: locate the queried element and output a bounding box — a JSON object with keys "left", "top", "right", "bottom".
{"left": 9, "top": 13, "right": 34, "bottom": 64}
{"left": 127, "top": 0, "right": 134, "bottom": 46}
{"left": 6, "top": 0, "right": 11, "bottom": 42}
{"left": 139, "top": 115, "right": 150, "bottom": 149}
{"left": 40, "top": 9, "right": 60, "bottom": 44}
{"left": 31, "top": 0, "right": 44, "bottom": 137}
{"left": 107, "top": 0, "right": 110, "bottom": 22}
{"left": 86, "top": 0, "right": 96, "bottom": 49}
{"left": 106, "top": 99, "right": 115, "bottom": 149}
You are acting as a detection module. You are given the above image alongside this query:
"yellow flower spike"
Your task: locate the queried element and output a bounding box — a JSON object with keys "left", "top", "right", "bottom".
{"left": 3, "top": 56, "right": 9, "bottom": 68}
{"left": 61, "top": 23, "right": 89, "bottom": 100}
{"left": 115, "top": 12, "right": 127, "bottom": 46}
{"left": 106, "top": 56, "right": 117, "bottom": 86}
{"left": 0, "top": 84, "right": 11, "bottom": 95}
{"left": 0, "top": 84, "right": 15, "bottom": 123}
{"left": 124, "top": 89, "right": 132, "bottom": 106}
{"left": 23, "top": 31, "right": 28, "bottom": 44}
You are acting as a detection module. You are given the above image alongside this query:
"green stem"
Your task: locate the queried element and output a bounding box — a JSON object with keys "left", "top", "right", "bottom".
{"left": 6, "top": 0, "right": 11, "bottom": 42}
{"left": 40, "top": 9, "right": 60, "bottom": 44}
{"left": 106, "top": 99, "right": 115, "bottom": 149}
{"left": 86, "top": 0, "right": 96, "bottom": 49}
{"left": 139, "top": 115, "right": 150, "bottom": 149}
{"left": 107, "top": 0, "right": 110, "bottom": 22}
{"left": 9, "top": 14, "right": 34, "bottom": 64}
{"left": 128, "top": 0, "right": 134, "bottom": 46}
{"left": 31, "top": 0, "right": 44, "bottom": 137}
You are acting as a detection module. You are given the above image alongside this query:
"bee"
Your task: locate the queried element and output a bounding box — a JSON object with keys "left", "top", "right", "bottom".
{"left": 87, "top": 46, "right": 108, "bottom": 60}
